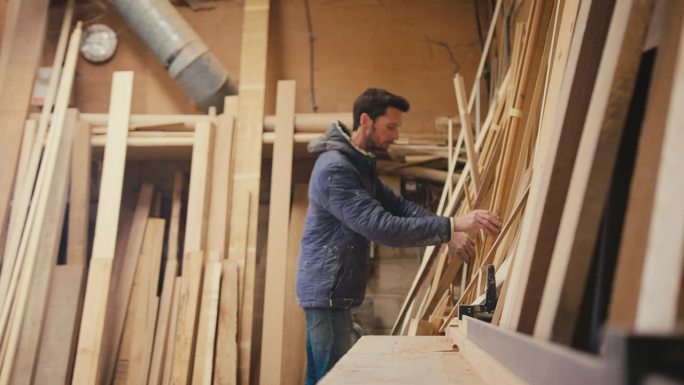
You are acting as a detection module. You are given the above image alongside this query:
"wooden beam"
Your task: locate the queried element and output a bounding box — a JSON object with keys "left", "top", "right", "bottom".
{"left": 454, "top": 74, "right": 481, "bottom": 193}
{"left": 228, "top": 1, "right": 270, "bottom": 383}
{"left": 162, "top": 278, "right": 182, "bottom": 385}
{"left": 148, "top": 258, "right": 177, "bottom": 385}
{"left": 534, "top": 0, "right": 656, "bottom": 343}
{"left": 71, "top": 71, "right": 134, "bottom": 385}
{"left": 259, "top": 80, "right": 296, "bottom": 385}
{"left": 608, "top": 0, "right": 684, "bottom": 331}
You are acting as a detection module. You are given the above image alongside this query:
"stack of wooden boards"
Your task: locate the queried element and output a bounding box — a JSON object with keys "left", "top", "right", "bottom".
{"left": 393, "top": 0, "right": 684, "bottom": 346}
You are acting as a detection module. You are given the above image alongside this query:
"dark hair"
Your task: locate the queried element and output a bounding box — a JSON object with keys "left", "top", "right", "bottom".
{"left": 352, "top": 88, "right": 410, "bottom": 130}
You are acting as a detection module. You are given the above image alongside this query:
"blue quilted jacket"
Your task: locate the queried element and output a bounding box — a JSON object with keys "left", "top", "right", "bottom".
{"left": 295, "top": 122, "right": 452, "bottom": 309}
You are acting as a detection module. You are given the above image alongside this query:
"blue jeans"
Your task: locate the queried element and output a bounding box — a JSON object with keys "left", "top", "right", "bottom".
{"left": 304, "top": 308, "right": 353, "bottom": 385}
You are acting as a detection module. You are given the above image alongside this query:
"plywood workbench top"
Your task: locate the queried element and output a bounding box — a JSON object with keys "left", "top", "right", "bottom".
{"left": 318, "top": 336, "right": 486, "bottom": 385}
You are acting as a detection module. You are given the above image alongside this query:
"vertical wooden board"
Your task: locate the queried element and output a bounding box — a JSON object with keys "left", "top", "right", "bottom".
{"left": 454, "top": 74, "right": 480, "bottom": 192}
{"left": 634, "top": 4, "right": 684, "bottom": 333}
{"left": 534, "top": 0, "right": 656, "bottom": 343}
{"left": 259, "top": 80, "right": 296, "bottom": 385}
{"left": 214, "top": 260, "right": 239, "bottom": 385}
{"left": 72, "top": 71, "right": 134, "bottom": 385}
{"left": 228, "top": 2, "right": 270, "bottom": 383}
{"left": 0, "top": 0, "right": 49, "bottom": 254}
{"left": 68, "top": 119, "right": 92, "bottom": 266}
{"left": 171, "top": 251, "right": 204, "bottom": 385}
{"left": 168, "top": 172, "right": 184, "bottom": 264}
{"left": 499, "top": 0, "right": 613, "bottom": 333}
{"left": 281, "top": 184, "right": 308, "bottom": 385}
{"left": 149, "top": 259, "right": 178, "bottom": 385}
{"left": 162, "top": 277, "right": 182, "bottom": 385}
{"left": 192, "top": 257, "right": 222, "bottom": 385}
{"left": 185, "top": 121, "right": 214, "bottom": 255}
{"left": 101, "top": 183, "right": 155, "bottom": 385}
{"left": 114, "top": 218, "right": 165, "bottom": 384}
{"left": 33, "top": 265, "right": 85, "bottom": 385}
{"left": 206, "top": 97, "right": 237, "bottom": 256}
{"left": 7, "top": 108, "right": 76, "bottom": 385}
{"left": 608, "top": 0, "right": 684, "bottom": 330}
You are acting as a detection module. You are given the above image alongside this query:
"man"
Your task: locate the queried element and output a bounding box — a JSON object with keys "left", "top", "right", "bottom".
{"left": 296, "top": 88, "right": 501, "bottom": 384}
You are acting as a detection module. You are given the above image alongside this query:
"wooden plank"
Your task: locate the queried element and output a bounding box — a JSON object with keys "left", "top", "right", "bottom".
{"left": 171, "top": 250, "right": 205, "bottom": 385}
{"left": 454, "top": 74, "right": 481, "bottom": 193}
{"left": 71, "top": 71, "right": 134, "bottom": 385}
{"left": 259, "top": 80, "right": 296, "bottom": 385}
{"left": 101, "top": 184, "right": 155, "bottom": 385}
{"left": 281, "top": 184, "right": 308, "bottom": 385}
{"left": 228, "top": 1, "right": 270, "bottom": 383}
{"left": 608, "top": 0, "right": 684, "bottom": 331}
{"left": 206, "top": 96, "right": 237, "bottom": 256}
{"left": 148, "top": 259, "right": 177, "bottom": 385}
{"left": 318, "top": 336, "right": 486, "bottom": 385}
{"left": 214, "top": 260, "right": 239, "bottom": 385}
{"left": 67, "top": 118, "right": 92, "bottom": 266}
{"left": 192, "top": 255, "right": 222, "bottom": 385}
{"left": 500, "top": 0, "right": 613, "bottom": 333}
{"left": 6, "top": 108, "right": 75, "bottom": 385}
{"left": 0, "top": 0, "right": 49, "bottom": 255}
{"left": 633, "top": 2, "right": 684, "bottom": 332}
{"left": 127, "top": 219, "right": 165, "bottom": 385}
{"left": 33, "top": 265, "right": 85, "bottom": 385}
{"left": 407, "top": 319, "right": 435, "bottom": 336}
{"left": 162, "top": 277, "right": 182, "bottom": 385}
{"left": 534, "top": 0, "right": 656, "bottom": 343}
{"left": 185, "top": 121, "right": 214, "bottom": 254}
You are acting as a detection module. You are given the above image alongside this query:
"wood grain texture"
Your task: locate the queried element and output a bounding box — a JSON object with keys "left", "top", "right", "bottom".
{"left": 259, "top": 80, "right": 296, "bottom": 385}
{"left": 72, "top": 71, "right": 134, "bottom": 385}
{"left": 534, "top": 0, "right": 656, "bottom": 343}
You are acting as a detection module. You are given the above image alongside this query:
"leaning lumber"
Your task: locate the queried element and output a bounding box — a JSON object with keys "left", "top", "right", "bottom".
{"left": 214, "top": 260, "right": 239, "bottom": 385}
{"left": 534, "top": 0, "right": 656, "bottom": 344}
{"left": 71, "top": 71, "right": 134, "bottom": 385}
{"left": 192, "top": 254, "right": 222, "bottom": 385}
{"left": 260, "top": 80, "right": 296, "bottom": 385}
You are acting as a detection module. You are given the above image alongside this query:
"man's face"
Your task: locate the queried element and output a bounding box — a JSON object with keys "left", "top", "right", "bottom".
{"left": 364, "top": 107, "right": 402, "bottom": 152}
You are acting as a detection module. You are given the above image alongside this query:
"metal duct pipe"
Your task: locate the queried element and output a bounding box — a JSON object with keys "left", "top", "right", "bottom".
{"left": 111, "top": 0, "right": 237, "bottom": 112}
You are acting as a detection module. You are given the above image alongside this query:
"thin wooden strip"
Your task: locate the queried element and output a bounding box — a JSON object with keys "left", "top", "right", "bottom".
{"left": 148, "top": 259, "right": 178, "bottom": 385}
{"left": 171, "top": 251, "right": 205, "bottom": 385}
{"left": 185, "top": 121, "right": 214, "bottom": 255}
{"left": 214, "top": 260, "right": 239, "bottom": 385}
{"left": 126, "top": 218, "right": 165, "bottom": 385}
{"left": 608, "top": 0, "right": 683, "bottom": 331}
{"left": 191, "top": 256, "right": 222, "bottom": 385}
{"left": 0, "top": 0, "right": 49, "bottom": 256}
{"left": 534, "top": 0, "right": 656, "bottom": 343}
{"left": 259, "top": 80, "right": 296, "bottom": 385}
{"left": 162, "top": 277, "right": 182, "bottom": 385}
{"left": 101, "top": 184, "right": 155, "bottom": 385}
{"left": 67, "top": 118, "right": 91, "bottom": 266}
{"left": 71, "top": 70, "right": 134, "bottom": 385}
{"left": 454, "top": 74, "right": 481, "bottom": 193}
{"left": 6, "top": 109, "right": 75, "bottom": 385}
{"left": 206, "top": 96, "right": 237, "bottom": 257}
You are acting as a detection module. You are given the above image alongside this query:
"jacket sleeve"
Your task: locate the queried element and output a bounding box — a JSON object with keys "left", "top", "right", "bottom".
{"left": 375, "top": 178, "right": 435, "bottom": 218}
{"left": 322, "top": 164, "right": 451, "bottom": 247}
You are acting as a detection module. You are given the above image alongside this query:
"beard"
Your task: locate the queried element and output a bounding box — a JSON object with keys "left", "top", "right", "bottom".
{"left": 364, "top": 124, "right": 390, "bottom": 153}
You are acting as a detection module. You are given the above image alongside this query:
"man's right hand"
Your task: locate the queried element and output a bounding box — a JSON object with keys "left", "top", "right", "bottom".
{"left": 447, "top": 232, "right": 475, "bottom": 264}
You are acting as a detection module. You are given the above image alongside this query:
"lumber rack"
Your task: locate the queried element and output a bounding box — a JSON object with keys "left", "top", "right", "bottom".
{"left": 450, "top": 317, "right": 684, "bottom": 385}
